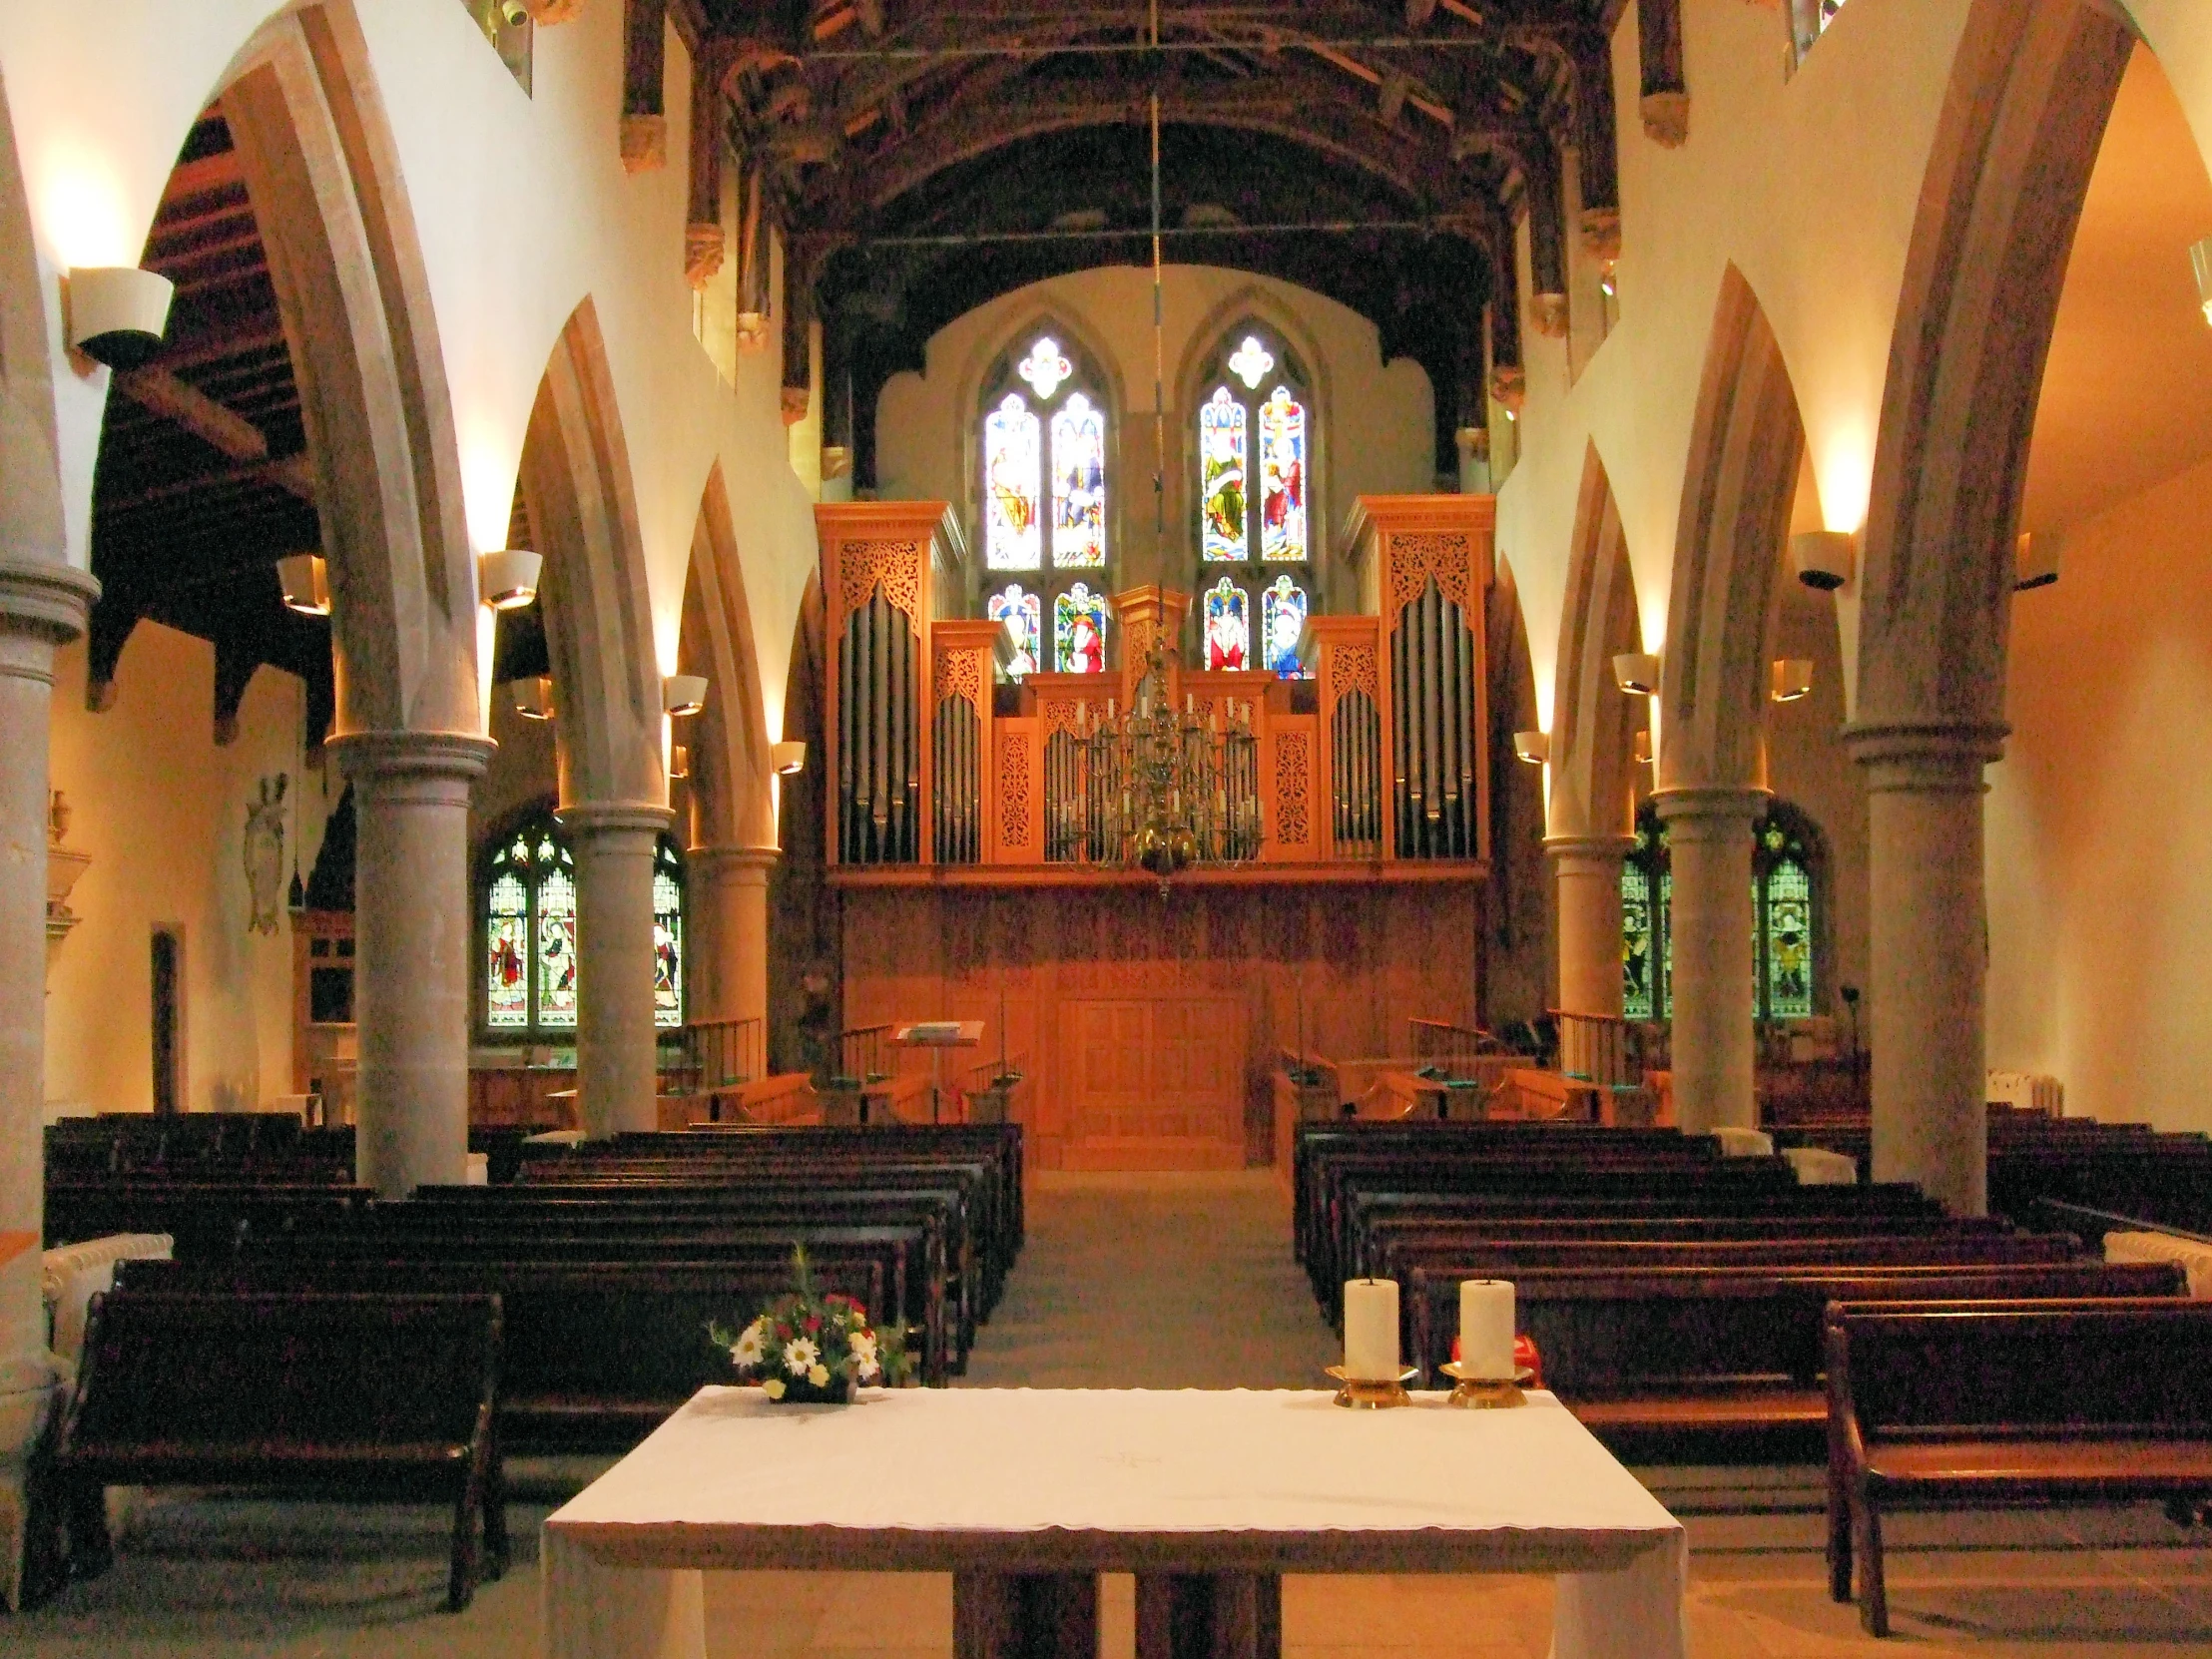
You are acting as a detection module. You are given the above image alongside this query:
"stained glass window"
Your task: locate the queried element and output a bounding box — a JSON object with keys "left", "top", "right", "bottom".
{"left": 1258, "top": 386, "right": 1308, "bottom": 563}
{"left": 984, "top": 392, "right": 1042, "bottom": 570}
{"left": 987, "top": 584, "right": 1042, "bottom": 680}
{"left": 1228, "top": 335, "right": 1275, "bottom": 390}
{"left": 1016, "top": 336, "right": 1073, "bottom": 400}
{"left": 1203, "top": 577, "right": 1249, "bottom": 671}
{"left": 1260, "top": 573, "right": 1308, "bottom": 678}
{"left": 653, "top": 841, "right": 685, "bottom": 1030}
{"left": 477, "top": 809, "right": 686, "bottom": 1040}
{"left": 1051, "top": 393, "right": 1107, "bottom": 568}
{"left": 1201, "top": 387, "right": 1248, "bottom": 563}
{"left": 1621, "top": 861, "right": 1654, "bottom": 1021}
{"left": 1055, "top": 583, "right": 1108, "bottom": 675}
{"left": 1621, "top": 801, "right": 1821, "bottom": 1024}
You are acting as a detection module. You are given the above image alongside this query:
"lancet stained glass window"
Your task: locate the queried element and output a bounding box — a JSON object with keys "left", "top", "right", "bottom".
{"left": 1055, "top": 583, "right": 1108, "bottom": 675}
{"left": 478, "top": 809, "right": 687, "bottom": 1039}
{"left": 1620, "top": 801, "right": 1822, "bottom": 1024}
{"left": 1258, "top": 386, "right": 1309, "bottom": 563}
{"left": 1197, "top": 325, "right": 1317, "bottom": 574}
{"left": 1260, "top": 573, "right": 1308, "bottom": 678}
{"left": 1201, "top": 387, "right": 1248, "bottom": 563}
{"left": 1051, "top": 394, "right": 1107, "bottom": 568}
{"left": 984, "top": 393, "right": 1042, "bottom": 570}
{"left": 987, "top": 584, "right": 1042, "bottom": 680}
{"left": 1203, "top": 577, "right": 1249, "bottom": 671}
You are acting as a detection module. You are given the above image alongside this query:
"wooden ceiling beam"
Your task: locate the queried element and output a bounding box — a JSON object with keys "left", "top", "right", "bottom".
{"left": 112, "top": 368, "right": 268, "bottom": 463}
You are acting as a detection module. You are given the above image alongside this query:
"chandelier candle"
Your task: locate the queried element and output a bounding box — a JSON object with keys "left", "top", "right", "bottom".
{"left": 1343, "top": 1278, "right": 1400, "bottom": 1381}
{"left": 1459, "top": 1280, "right": 1516, "bottom": 1379}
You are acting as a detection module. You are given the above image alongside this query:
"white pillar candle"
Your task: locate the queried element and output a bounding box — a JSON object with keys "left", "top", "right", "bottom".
{"left": 1458, "top": 1280, "right": 1516, "bottom": 1380}
{"left": 1343, "top": 1278, "right": 1399, "bottom": 1381}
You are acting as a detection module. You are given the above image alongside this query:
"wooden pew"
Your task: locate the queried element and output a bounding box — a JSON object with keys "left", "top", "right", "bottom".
{"left": 43, "top": 1181, "right": 371, "bottom": 1254}
{"left": 116, "top": 1254, "right": 894, "bottom": 1450}
{"left": 39, "top": 1291, "right": 504, "bottom": 1611}
{"left": 1404, "top": 1262, "right": 2186, "bottom": 1453}
{"left": 1825, "top": 1298, "right": 2212, "bottom": 1636}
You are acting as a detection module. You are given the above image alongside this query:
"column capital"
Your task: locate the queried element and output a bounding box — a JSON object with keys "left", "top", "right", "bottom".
{"left": 1650, "top": 784, "right": 1768, "bottom": 830}
{"left": 328, "top": 729, "right": 495, "bottom": 787}
{"left": 558, "top": 801, "right": 677, "bottom": 839}
{"left": 1844, "top": 722, "right": 2007, "bottom": 794}
{"left": 688, "top": 842, "right": 781, "bottom": 878}
{"left": 0, "top": 558, "right": 99, "bottom": 645}
{"left": 1543, "top": 832, "right": 1639, "bottom": 864}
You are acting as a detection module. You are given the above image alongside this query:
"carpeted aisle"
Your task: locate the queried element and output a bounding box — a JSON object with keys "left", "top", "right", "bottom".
{"left": 956, "top": 1171, "right": 1339, "bottom": 1388}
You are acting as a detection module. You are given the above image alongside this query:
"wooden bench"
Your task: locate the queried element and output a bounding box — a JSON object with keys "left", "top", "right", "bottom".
{"left": 116, "top": 1255, "right": 893, "bottom": 1451}
{"left": 1824, "top": 1298, "right": 2212, "bottom": 1635}
{"left": 1406, "top": 1264, "right": 2186, "bottom": 1458}
{"left": 40, "top": 1291, "right": 504, "bottom": 1611}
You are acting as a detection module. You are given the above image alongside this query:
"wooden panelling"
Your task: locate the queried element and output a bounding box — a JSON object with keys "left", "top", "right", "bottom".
{"left": 839, "top": 881, "right": 1479, "bottom": 1171}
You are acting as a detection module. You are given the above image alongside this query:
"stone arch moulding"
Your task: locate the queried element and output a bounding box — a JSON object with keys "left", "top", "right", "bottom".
{"left": 0, "top": 67, "right": 69, "bottom": 579}
{"left": 519, "top": 297, "right": 666, "bottom": 811}
{"left": 680, "top": 463, "right": 774, "bottom": 848}
{"left": 221, "top": 1, "right": 480, "bottom": 738}
{"left": 1657, "top": 264, "right": 1807, "bottom": 796}
{"left": 1548, "top": 443, "right": 1644, "bottom": 843}
{"left": 1853, "top": 0, "right": 2135, "bottom": 740}
{"left": 954, "top": 297, "right": 1130, "bottom": 585}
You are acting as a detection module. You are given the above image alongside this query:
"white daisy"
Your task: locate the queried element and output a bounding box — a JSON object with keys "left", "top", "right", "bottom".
{"left": 733, "top": 1320, "right": 767, "bottom": 1367}
{"left": 848, "top": 1331, "right": 879, "bottom": 1380}
{"left": 784, "top": 1337, "right": 822, "bottom": 1376}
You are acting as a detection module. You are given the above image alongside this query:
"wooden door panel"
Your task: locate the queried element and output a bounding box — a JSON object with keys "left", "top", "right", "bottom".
{"left": 1065, "top": 996, "right": 1242, "bottom": 1165}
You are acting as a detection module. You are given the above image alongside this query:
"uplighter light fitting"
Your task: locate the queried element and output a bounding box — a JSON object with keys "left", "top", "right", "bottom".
{"left": 772, "top": 740, "right": 807, "bottom": 776}
{"left": 1511, "top": 730, "right": 1549, "bottom": 766}
{"left": 1634, "top": 730, "right": 1654, "bottom": 767}
{"left": 512, "top": 676, "right": 554, "bottom": 720}
{"left": 2015, "top": 531, "right": 2060, "bottom": 592}
{"left": 1791, "top": 530, "right": 1855, "bottom": 593}
{"left": 1770, "top": 659, "right": 1814, "bottom": 703}
{"left": 276, "top": 554, "right": 330, "bottom": 617}
{"left": 477, "top": 548, "right": 542, "bottom": 610}
{"left": 1613, "top": 652, "right": 1661, "bottom": 696}
{"left": 662, "top": 674, "right": 709, "bottom": 717}
{"left": 67, "top": 266, "right": 175, "bottom": 369}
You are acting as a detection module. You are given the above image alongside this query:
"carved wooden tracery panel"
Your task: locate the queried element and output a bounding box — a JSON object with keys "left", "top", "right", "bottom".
{"left": 839, "top": 539, "right": 922, "bottom": 620}
{"left": 1276, "top": 731, "right": 1313, "bottom": 847}
{"left": 1386, "top": 533, "right": 1473, "bottom": 614}
{"left": 935, "top": 647, "right": 984, "bottom": 712}
{"left": 1330, "top": 644, "right": 1378, "bottom": 710}
{"left": 998, "top": 734, "right": 1033, "bottom": 848}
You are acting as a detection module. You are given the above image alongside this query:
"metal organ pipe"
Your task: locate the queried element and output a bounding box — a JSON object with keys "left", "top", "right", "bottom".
{"left": 1422, "top": 584, "right": 1444, "bottom": 851}
{"left": 838, "top": 611, "right": 856, "bottom": 861}
{"left": 1453, "top": 600, "right": 1475, "bottom": 858}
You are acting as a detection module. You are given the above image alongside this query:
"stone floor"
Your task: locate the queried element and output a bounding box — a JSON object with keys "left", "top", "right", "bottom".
{"left": 9, "top": 1171, "right": 2210, "bottom": 1655}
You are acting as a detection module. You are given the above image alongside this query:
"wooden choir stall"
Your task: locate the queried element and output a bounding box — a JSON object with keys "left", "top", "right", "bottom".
{"left": 818, "top": 497, "right": 1497, "bottom": 1171}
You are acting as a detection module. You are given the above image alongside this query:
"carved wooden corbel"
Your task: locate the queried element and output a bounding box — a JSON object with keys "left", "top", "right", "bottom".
{"left": 1638, "top": 0, "right": 1690, "bottom": 147}
{"left": 622, "top": 0, "right": 669, "bottom": 174}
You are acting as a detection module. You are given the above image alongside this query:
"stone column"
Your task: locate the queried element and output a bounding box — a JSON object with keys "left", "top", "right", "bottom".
{"left": 1653, "top": 786, "right": 1765, "bottom": 1133}
{"left": 690, "top": 845, "right": 776, "bottom": 1031}
{"left": 330, "top": 732, "right": 493, "bottom": 1199}
{"left": 564, "top": 803, "right": 675, "bottom": 1138}
{"left": 1849, "top": 725, "right": 2004, "bottom": 1216}
{"left": 0, "top": 560, "right": 97, "bottom": 1520}
{"left": 1546, "top": 833, "right": 1636, "bottom": 1017}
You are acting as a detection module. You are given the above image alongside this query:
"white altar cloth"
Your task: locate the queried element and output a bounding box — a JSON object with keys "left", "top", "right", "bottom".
{"left": 541, "top": 1387, "right": 1687, "bottom": 1659}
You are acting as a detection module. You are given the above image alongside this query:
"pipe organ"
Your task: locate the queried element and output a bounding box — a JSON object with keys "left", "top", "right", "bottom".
{"left": 816, "top": 495, "right": 1494, "bottom": 882}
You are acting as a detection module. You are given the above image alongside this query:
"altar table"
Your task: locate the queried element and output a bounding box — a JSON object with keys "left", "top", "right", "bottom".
{"left": 542, "top": 1387, "right": 1686, "bottom": 1659}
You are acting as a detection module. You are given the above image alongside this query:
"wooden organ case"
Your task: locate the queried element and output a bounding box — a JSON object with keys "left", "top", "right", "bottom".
{"left": 820, "top": 497, "right": 1495, "bottom": 1171}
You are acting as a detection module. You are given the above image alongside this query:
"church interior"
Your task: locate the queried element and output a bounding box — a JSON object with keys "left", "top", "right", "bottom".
{"left": 7, "top": 0, "right": 2212, "bottom": 1654}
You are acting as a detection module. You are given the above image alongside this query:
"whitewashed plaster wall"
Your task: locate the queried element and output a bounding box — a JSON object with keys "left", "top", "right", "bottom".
{"left": 0, "top": 0, "right": 817, "bottom": 743}
{"left": 44, "top": 629, "right": 305, "bottom": 1114}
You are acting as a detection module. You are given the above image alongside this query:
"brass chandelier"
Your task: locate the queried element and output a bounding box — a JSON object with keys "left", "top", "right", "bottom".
{"left": 1079, "top": 638, "right": 1264, "bottom": 883}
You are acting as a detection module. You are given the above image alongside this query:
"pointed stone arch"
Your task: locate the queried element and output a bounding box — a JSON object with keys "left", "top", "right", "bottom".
{"left": 519, "top": 297, "right": 666, "bottom": 813}
{"left": 679, "top": 463, "right": 774, "bottom": 850}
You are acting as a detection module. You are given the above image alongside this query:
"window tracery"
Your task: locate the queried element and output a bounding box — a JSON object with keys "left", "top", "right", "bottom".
{"left": 1193, "top": 325, "right": 1316, "bottom": 677}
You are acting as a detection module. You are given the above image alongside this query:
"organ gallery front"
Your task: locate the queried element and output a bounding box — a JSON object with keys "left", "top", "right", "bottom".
{"left": 818, "top": 496, "right": 1496, "bottom": 1170}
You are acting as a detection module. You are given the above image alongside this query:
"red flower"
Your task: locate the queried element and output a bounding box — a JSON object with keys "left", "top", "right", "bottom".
{"left": 804, "top": 1315, "right": 822, "bottom": 1333}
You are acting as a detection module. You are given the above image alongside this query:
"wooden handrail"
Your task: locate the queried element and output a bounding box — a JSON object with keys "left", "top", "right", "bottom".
{"left": 1549, "top": 1008, "right": 1637, "bottom": 1089}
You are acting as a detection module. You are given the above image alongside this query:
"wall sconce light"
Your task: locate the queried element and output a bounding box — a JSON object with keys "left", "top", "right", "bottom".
{"left": 2192, "top": 237, "right": 2212, "bottom": 325}
{"left": 1612, "top": 652, "right": 1661, "bottom": 696}
{"left": 668, "top": 743, "right": 690, "bottom": 781}
{"left": 1770, "top": 658, "right": 1815, "bottom": 703}
{"left": 662, "top": 673, "right": 709, "bottom": 717}
{"left": 1791, "top": 529, "right": 1856, "bottom": 592}
{"left": 772, "top": 739, "right": 807, "bottom": 776}
{"left": 1634, "top": 730, "right": 1654, "bottom": 767}
{"left": 512, "top": 675, "right": 554, "bottom": 720}
{"left": 67, "top": 266, "right": 175, "bottom": 369}
{"left": 1511, "top": 730, "right": 1549, "bottom": 765}
{"left": 276, "top": 553, "right": 330, "bottom": 616}
{"left": 477, "top": 548, "right": 542, "bottom": 610}
{"left": 2015, "top": 531, "right": 2060, "bottom": 592}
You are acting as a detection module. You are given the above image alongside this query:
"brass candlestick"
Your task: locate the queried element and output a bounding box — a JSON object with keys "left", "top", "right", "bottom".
{"left": 1326, "top": 1365, "right": 1418, "bottom": 1408}
{"left": 1437, "top": 1363, "right": 1532, "bottom": 1409}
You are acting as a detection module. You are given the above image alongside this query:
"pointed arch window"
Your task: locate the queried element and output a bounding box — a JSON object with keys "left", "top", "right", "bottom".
{"left": 1193, "top": 325, "right": 1316, "bottom": 678}
{"left": 479, "top": 808, "right": 687, "bottom": 1039}
{"left": 1621, "top": 800, "right": 1822, "bottom": 1023}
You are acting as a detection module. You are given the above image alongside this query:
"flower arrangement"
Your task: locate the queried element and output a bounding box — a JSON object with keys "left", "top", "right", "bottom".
{"left": 710, "top": 1248, "right": 913, "bottom": 1403}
